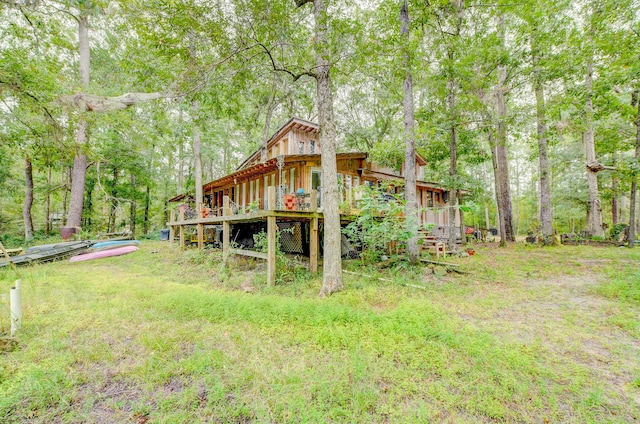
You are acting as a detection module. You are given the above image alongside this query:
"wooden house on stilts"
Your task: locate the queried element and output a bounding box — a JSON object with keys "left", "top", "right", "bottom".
{"left": 167, "top": 117, "right": 460, "bottom": 283}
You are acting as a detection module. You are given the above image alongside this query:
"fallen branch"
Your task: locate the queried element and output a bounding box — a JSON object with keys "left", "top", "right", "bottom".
{"left": 419, "top": 258, "right": 459, "bottom": 267}
{"left": 342, "top": 270, "right": 426, "bottom": 290}
{"left": 419, "top": 258, "right": 467, "bottom": 274}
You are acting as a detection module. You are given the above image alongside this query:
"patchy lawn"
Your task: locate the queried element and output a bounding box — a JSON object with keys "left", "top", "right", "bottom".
{"left": 1, "top": 242, "right": 638, "bottom": 423}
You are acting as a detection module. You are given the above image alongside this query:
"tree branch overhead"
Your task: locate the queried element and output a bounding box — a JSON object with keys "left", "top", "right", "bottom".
{"left": 60, "top": 92, "right": 167, "bottom": 113}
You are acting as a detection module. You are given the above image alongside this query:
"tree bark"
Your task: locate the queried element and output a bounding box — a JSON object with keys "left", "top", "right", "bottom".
{"left": 400, "top": 0, "right": 419, "bottom": 263}
{"left": 109, "top": 167, "right": 118, "bottom": 233}
{"left": 130, "top": 173, "right": 137, "bottom": 237}
{"left": 612, "top": 175, "right": 618, "bottom": 226}
{"left": 67, "top": 148, "right": 87, "bottom": 229}
{"left": 84, "top": 177, "right": 94, "bottom": 229}
{"left": 193, "top": 99, "right": 203, "bottom": 210}
{"left": 532, "top": 30, "right": 552, "bottom": 237}
{"left": 311, "top": 0, "right": 343, "bottom": 296}
{"left": 189, "top": 31, "right": 203, "bottom": 212}
{"left": 489, "top": 129, "right": 507, "bottom": 245}
{"left": 447, "top": 77, "right": 458, "bottom": 250}
{"left": 60, "top": 92, "right": 165, "bottom": 113}
{"left": 143, "top": 185, "right": 150, "bottom": 235}
{"left": 629, "top": 90, "right": 640, "bottom": 248}
{"left": 23, "top": 155, "right": 34, "bottom": 240}
{"left": 584, "top": 13, "right": 604, "bottom": 238}
{"left": 66, "top": 12, "right": 90, "bottom": 229}
{"left": 45, "top": 166, "right": 51, "bottom": 235}
{"left": 62, "top": 166, "right": 70, "bottom": 223}
{"left": 458, "top": 193, "right": 466, "bottom": 245}
{"left": 495, "top": 13, "right": 515, "bottom": 243}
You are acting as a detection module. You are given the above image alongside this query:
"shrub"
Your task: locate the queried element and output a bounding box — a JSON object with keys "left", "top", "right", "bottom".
{"left": 342, "top": 185, "right": 416, "bottom": 264}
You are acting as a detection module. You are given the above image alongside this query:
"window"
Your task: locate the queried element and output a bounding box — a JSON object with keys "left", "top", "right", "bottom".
{"left": 299, "top": 141, "right": 305, "bottom": 154}
{"left": 310, "top": 140, "right": 315, "bottom": 153}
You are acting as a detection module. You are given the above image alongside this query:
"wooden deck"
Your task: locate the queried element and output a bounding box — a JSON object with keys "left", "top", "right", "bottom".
{"left": 166, "top": 187, "right": 321, "bottom": 285}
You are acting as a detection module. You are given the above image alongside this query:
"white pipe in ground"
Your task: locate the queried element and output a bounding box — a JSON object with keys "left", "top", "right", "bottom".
{"left": 10, "top": 280, "right": 21, "bottom": 337}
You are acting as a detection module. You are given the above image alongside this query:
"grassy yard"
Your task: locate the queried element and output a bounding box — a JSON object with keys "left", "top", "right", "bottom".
{"left": 1, "top": 242, "right": 639, "bottom": 423}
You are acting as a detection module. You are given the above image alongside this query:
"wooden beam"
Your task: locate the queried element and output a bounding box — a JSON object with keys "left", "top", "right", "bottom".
{"left": 197, "top": 223, "right": 204, "bottom": 250}
{"left": 268, "top": 185, "right": 276, "bottom": 211}
{"left": 197, "top": 203, "right": 204, "bottom": 250}
{"left": 169, "top": 209, "right": 175, "bottom": 244}
{"left": 222, "top": 196, "right": 230, "bottom": 262}
{"left": 232, "top": 249, "right": 268, "bottom": 260}
{"left": 178, "top": 208, "right": 185, "bottom": 249}
{"left": 310, "top": 216, "right": 318, "bottom": 274}
{"left": 309, "top": 190, "right": 317, "bottom": 212}
{"left": 267, "top": 215, "right": 276, "bottom": 285}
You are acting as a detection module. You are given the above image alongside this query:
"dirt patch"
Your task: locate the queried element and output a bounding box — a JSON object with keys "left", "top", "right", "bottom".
{"left": 464, "top": 272, "right": 640, "bottom": 419}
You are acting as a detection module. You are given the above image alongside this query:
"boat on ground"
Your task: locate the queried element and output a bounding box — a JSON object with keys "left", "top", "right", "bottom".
{"left": 70, "top": 245, "right": 139, "bottom": 263}
{"left": 1, "top": 241, "right": 93, "bottom": 267}
{"left": 90, "top": 240, "right": 141, "bottom": 251}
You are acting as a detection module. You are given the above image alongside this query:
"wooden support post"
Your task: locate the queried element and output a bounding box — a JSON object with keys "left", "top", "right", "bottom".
{"left": 267, "top": 186, "right": 277, "bottom": 285}
{"left": 197, "top": 223, "right": 204, "bottom": 250}
{"left": 197, "top": 203, "right": 204, "bottom": 250}
{"left": 222, "top": 196, "right": 230, "bottom": 262}
{"left": 310, "top": 216, "right": 318, "bottom": 274}
{"left": 169, "top": 209, "right": 175, "bottom": 244}
{"left": 309, "top": 190, "right": 317, "bottom": 212}
{"left": 267, "top": 215, "right": 276, "bottom": 285}
{"left": 268, "top": 186, "right": 276, "bottom": 212}
{"left": 178, "top": 208, "right": 185, "bottom": 249}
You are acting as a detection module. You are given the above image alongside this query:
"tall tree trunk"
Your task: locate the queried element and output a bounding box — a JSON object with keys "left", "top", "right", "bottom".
{"left": 495, "top": 13, "right": 514, "bottom": 243}
{"left": 490, "top": 129, "right": 507, "bottom": 245}
{"left": 143, "top": 184, "right": 150, "bottom": 235}
{"left": 400, "top": 0, "right": 419, "bottom": 263}
{"left": 629, "top": 90, "right": 639, "bottom": 248}
{"left": 178, "top": 145, "right": 184, "bottom": 194}
{"left": 66, "top": 12, "right": 90, "bottom": 229}
{"left": 62, "top": 166, "right": 70, "bottom": 223}
{"left": 109, "top": 167, "right": 118, "bottom": 233}
{"left": 448, "top": 78, "right": 458, "bottom": 250}
{"left": 23, "top": 155, "right": 34, "bottom": 240}
{"left": 584, "top": 13, "right": 604, "bottom": 238}
{"left": 312, "top": 0, "right": 343, "bottom": 296}
{"left": 262, "top": 85, "right": 276, "bottom": 146}
{"left": 45, "top": 165, "right": 52, "bottom": 235}
{"left": 84, "top": 177, "right": 94, "bottom": 229}
{"left": 532, "top": 31, "right": 552, "bottom": 237}
{"left": 189, "top": 32, "right": 203, "bottom": 211}
{"left": 612, "top": 174, "right": 618, "bottom": 226}
{"left": 484, "top": 203, "right": 490, "bottom": 230}
{"left": 130, "top": 173, "right": 137, "bottom": 237}
{"left": 193, "top": 100, "right": 203, "bottom": 209}
{"left": 224, "top": 121, "right": 232, "bottom": 175}
{"left": 458, "top": 193, "right": 466, "bottom": 245}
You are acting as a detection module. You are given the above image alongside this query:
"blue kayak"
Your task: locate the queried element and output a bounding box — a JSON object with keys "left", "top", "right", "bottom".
{"left": 91, "top": 240, "right": 141, "bottom": 250}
